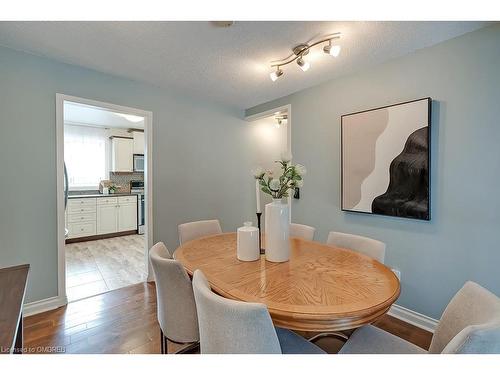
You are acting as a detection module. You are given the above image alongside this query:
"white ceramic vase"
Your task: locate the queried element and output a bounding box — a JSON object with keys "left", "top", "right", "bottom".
{"left": 264, "top": 199, "right": 290, "bottom": 262}
{"left": 237, "top": 221, "right": 260, "bottom": 262}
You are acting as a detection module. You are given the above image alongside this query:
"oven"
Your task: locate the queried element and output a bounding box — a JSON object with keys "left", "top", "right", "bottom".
{"left": 130, "top": 180, "right": 145, "bottom": 234}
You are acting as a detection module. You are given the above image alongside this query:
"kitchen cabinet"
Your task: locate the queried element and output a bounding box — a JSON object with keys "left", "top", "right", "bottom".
{"left": 111, "top": 137, "right": 133, "bottom": 172}
{"left": 96, "top": 195, "right": 137, "bottom": 235}
{"left": 67, "top": 221, "right": 97, "bottom": 238}
{"left": 96, "top": 202, "right": 118, "bottom": 235}
{"left": 118, "top": 201, "right": 138, "bottom": 232}
{"left": 132, "top": 131, "right": 144, "bottom": 155}
{"left": 66, "top": 198, "right": 97, "bottom": 239}
{"left": 66, "top": 195, "right": 138, "bottom": 241}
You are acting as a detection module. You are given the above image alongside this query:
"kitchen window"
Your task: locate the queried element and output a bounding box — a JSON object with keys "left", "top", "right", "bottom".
{"left": 64, "top": 124, "right": 109, "bottom": 190}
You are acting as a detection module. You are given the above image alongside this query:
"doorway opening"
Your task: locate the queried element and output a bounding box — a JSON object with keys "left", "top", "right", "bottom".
{"left": 56, "top": 95, "right": 153, "bottom": 304}
{"left": 245, "top": 104, "right": 292, "bottom": 219}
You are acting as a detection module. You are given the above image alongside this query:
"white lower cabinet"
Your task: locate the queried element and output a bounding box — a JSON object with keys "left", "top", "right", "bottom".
{"left": 67, "top": 198, "right": 97, "bottom": 239}
{"left": 96, "top": 195, "right": 138, "bottom": 235}
{"left": 67, "top": 195, "right": 137, "bottom": 239}
{"left": 118, "top": 202, "right": 138, "bottom": 232}
{"left": 67, "top": 221, "right": 97, "bottom": 238}
{"left": 97, "top": 203, "right": 119, "bottom": 234}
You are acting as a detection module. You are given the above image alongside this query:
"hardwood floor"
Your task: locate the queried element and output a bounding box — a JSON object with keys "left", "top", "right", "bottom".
{"left": 373, "top": 314, "right": 432, "bottom": 350}
{"left": 23, "top": 282, "right": 432, "bottom": 354}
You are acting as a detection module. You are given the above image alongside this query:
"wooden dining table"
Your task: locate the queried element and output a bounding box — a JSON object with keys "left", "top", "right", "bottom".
{"left": 174, "top": 233, "right": 400, "bottom": 332}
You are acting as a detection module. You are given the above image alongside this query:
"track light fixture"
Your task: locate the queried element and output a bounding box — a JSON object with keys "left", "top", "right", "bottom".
{"left": 269, "top": 33, "right": 341, "bottom": 81}
{"left": 275, "top": 114, "right": 288, "bottom": 128}
{"left": 323, "top": 40, "right": 341, "bottom": 57}
{"left": 269, "top": 67, "right": 284, "bottom": 82}
{"left": 297, "top": 56, "right": 310, "bottom": 72}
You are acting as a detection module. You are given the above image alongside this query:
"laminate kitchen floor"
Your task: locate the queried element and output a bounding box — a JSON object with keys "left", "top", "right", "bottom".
{"left": 65, "top": 235, "right": 147, "bottom": 302}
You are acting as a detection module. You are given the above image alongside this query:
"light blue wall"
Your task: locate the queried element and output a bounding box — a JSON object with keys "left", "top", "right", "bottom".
{"left": 246, "top": 25, "right": 500, "bottom": 319}
{"left": 0, "top": 46, "right": 260, "bottom": 303}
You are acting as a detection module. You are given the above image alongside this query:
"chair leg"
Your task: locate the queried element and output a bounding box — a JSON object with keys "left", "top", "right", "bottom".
{"left": 161, "top": 331, "right": 198, "bottom": 354}
{"left": 160, "top": 329, "right": 164, "bottom": 354}
{"left": 176, "top": 342, "right": 199, "bottom": 354}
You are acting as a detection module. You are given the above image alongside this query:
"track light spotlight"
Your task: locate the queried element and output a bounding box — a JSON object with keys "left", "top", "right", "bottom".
{"left": 297, "top": 57, "right": 310, "bottom": 72}
{"left": 323, "top": 41, "right": 341, "bottom": 57}
{"left": 270, "top": 67, "right": 283, "bottom": 82}
{"left": 275, "top": 114, "right": 288, "bottom": 128}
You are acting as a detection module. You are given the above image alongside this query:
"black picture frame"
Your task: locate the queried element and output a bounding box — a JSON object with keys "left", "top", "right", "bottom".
{"left": 340, "top": 97, "right": 432, "bottom": 221}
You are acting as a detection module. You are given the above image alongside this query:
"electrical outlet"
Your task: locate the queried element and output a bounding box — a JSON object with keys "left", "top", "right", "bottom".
{"left": 391, "top": 268, "right": 401, "bottom": 281}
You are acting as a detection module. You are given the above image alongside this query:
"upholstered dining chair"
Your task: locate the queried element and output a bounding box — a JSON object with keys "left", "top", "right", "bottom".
{"left": 326, "top": 231, "right": 386, "bottom": 263}
{"left": 192, "top": 269, "right": 326, "bottom": 354}
{"left": 149, "top": 242, "right": 199, "bottom": 354}
{"left": 178, "top": 219, "right": 222, "bottom": 245}
{"left": 290, "top": 223, "right": 316, "bottom": 241}
{"left": 339, "top": 281, "right": 500, "bottom": 354}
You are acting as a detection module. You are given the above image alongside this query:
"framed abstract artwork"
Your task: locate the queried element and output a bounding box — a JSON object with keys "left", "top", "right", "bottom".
{"left": 341, "top": 97, "right": 431, "bottom": 220}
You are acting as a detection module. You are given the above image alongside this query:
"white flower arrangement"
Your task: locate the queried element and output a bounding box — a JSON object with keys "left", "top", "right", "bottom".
{"left": 253, "top": 153, "right": 306, "bottom": 199}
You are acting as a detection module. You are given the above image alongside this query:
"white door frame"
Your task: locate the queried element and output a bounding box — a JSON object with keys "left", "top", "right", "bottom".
{"left": 245, "top": 104, "right": 292, "bottom": 219}
{"left": 56, "top": 94, "right": 154, "bottom": 305}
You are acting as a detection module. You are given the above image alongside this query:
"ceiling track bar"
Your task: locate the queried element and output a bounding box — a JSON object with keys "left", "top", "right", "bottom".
{"left": 270, "top": 34, "right": 341, "bottom": 68}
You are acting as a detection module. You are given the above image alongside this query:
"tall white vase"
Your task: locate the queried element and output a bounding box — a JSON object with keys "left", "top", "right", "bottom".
{"left": 265, "top": 199, "right": 290, "bottom": 262}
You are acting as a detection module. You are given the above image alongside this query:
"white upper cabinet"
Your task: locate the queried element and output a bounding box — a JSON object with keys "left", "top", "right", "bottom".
{"left": 111, "top": 137, "right": 133, "bottom": 172}
{"left": 132, "top": 131, "right": 144, "bottom": 155}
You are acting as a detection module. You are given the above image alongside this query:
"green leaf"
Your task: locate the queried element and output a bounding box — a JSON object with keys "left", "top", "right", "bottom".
{"left": 261, "top": 186, "right": 271, "bottom": 195}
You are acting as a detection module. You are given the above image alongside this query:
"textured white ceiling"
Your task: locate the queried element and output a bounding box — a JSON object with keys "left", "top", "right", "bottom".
{"left": 64, "top": 102, "right": 144, "bottom": 129}
{"left": 0, "top": 21, "right": 491, "bottom": 109}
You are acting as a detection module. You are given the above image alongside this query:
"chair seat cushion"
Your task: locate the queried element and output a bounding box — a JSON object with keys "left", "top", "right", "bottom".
{"left": 339, "top": 325, "right": 427, "bottom": 354}
{"left": 275, "top": 327, "right": 326, "bottom": 354}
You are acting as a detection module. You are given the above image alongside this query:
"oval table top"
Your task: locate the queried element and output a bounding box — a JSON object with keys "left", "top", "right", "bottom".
{"left": 174, "top": 233, "right": 400, "bottom": 332}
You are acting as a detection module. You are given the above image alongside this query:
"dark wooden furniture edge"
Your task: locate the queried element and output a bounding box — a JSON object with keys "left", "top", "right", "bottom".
{"left": 0, "top": 264, "right": 30, "bottom": 354}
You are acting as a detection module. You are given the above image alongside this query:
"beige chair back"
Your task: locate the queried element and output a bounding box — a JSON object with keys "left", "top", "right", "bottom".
{"left": 178, "top": 219, "right": 222, "bottom": 244}
{"left": 326, "top": 231, "right": 386, "bottom": 263}
{"left": 290, "top": 223, "right": 316, "bottom": 241}
{"left": 149, "top": 242, "right": 199, "bottom": 343}
{"left": 192, "top": 269, "right": 282, "bottom": 354}
{"left": 429, "top": 281, "right": 500, "bottom": 354}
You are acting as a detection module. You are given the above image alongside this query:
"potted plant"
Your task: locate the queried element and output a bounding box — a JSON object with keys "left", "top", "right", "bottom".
{"left": 108, "top": 184, "right": 118, "bottom": 194}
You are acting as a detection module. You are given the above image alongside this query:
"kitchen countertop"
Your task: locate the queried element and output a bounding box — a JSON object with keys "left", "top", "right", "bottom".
{"left": 68, "top": 193, "right": 140, "bottom": 199}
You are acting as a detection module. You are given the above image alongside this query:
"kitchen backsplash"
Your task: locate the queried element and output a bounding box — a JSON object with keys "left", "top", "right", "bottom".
{"left": 69, "top": 172, "right": 144, "bottom": 195}
{"left": 109, "top": 172, "right": 144, "bottom": 192}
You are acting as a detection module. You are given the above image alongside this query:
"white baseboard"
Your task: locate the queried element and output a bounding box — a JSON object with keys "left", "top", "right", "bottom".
{"left": 23, "top": 295, "right": 67, "bottom": 317}
{"left": 388, "top": 304, "right": 439, "bottom": 333}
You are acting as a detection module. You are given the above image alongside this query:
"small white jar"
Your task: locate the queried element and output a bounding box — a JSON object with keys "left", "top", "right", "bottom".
{"left": 237, "top": 221, "right": 260, "bottom": 262}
